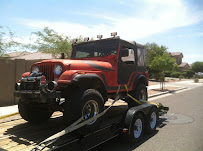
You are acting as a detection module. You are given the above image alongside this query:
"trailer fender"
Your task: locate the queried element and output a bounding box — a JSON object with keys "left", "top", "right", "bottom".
{"left": 124, "top": 103, "right": 156, "bottom": 131}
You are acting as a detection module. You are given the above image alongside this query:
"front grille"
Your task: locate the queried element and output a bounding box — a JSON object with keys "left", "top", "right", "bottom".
{"left": 20, "top": 81, "right": 40, "bottom": 90}
{"left": 39, "top": 64, "right": 55, "bottom": 81}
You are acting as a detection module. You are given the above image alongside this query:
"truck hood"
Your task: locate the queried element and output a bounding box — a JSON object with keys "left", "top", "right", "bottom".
{"left": 36, "top": 59, "right": 114, "bottom": 71}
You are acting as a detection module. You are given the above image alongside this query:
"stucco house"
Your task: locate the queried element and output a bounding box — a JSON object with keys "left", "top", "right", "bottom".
{"left": 169, "top": 52, "right": 190, "bottom": 71}
{"left": 178, "top": 62, "right": 190, "bottom": 71}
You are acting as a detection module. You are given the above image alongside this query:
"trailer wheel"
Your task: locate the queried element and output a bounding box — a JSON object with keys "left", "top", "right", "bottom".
{"left": 145, "top": 107, "right": 158, "bottom": 134}
{"left": 126, "top": 113, "right": 144, "bottom": 143}
{"left": 128, "top": 83, "right": 148, "bottom": 108}
{"left": 64, "top": 89, "right": 104, "bottom": 132}
{"left": 18, "top": 99, "right": 53, "bottom": 123}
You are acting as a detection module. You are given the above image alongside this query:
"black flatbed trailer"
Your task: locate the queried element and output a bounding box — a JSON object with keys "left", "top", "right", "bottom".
{"left": 49, "top": 105, "right": 128, "bottom": 151}
{"left": 32, "top": 101, "right": 168, "bottom": 151}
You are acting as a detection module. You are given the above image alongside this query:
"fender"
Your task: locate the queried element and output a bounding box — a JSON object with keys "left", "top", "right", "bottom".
{"left": 132, "top": 74, "right": 148, "bottom": 90}
{"left": 72, "top": 74, "right": 108, "bottom": 100}
{"left": 124, "top": 103, "right": 156, "bottom": 131}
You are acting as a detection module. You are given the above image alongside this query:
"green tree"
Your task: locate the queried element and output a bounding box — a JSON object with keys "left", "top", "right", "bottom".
{"left": 145, "top": 43, "right": 175, "bottom": 90}
{"left": 149, "top": 52, "right": 175, "bottom": 90}
{"left": 192, "top": 61, "right": 203, "bottom": 72}
{"left": 26, "top": 27, "right": 85, "bottom": 58}
{"left": 0, "top": 26, "right": 20, "bottom": 57}
{"left": 149, "top": 52, "right": 175, "bottom": 73}
{"left": 145, "top": 43, "right": 167, "bottom": 66}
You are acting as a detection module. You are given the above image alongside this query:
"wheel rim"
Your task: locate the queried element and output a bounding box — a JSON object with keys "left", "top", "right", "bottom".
{"left": 139, "top": 89, "right": 146, "bottom": 101}
{"left": 150, "top": 112, "right": 157, "bottom": 129}
{"left": 133, "top": 119, "right": 142, "bottom": 138}
{"left": 82, "top": 100, "right": 99, "bottom": 125}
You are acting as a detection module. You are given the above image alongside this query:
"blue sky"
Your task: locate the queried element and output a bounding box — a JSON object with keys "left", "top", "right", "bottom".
{"left": 1, "top": 0, "right": 203, "bottom": 64}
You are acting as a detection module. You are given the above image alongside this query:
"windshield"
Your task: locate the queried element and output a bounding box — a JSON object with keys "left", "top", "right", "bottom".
{"left": 72, "top": 39, "right": 119, "bottom": 59}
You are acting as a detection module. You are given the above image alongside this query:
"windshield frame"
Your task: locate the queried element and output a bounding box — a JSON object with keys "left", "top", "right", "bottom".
{"left": 71, "top": 39, "right": 119, "bottom": 59}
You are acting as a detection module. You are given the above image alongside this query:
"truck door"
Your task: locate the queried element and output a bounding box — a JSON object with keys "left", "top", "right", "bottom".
{"left": 117, "top": 45, "right": 136, "bottom": 85}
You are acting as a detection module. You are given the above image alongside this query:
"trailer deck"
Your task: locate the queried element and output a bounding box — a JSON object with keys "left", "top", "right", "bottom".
{"left": 0, "top": 101, "right": 128, "bottom": 151}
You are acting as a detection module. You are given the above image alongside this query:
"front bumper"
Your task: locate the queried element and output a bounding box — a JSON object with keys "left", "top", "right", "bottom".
{"left": 14, "top": 76, "right": 61, "bottom": 103}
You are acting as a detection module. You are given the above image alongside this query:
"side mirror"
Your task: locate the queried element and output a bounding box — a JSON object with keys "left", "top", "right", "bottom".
{"left": 120, "top": 48, "right": 129, "bottom": 57}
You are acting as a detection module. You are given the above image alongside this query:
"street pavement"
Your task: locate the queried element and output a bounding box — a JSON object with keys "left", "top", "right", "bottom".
{"left": 91, "top": 82, "right": 203, "bottom": 151}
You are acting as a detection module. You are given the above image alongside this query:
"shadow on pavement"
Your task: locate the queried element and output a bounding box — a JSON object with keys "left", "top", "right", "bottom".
{"left": 4, "top": 105, "right": 168, "bottom": 151}
{"left": 91, "top": 117, "right": 168, "bottom": 151}
{"left": 4, "top": 115, "right": 66, "bottom": 146}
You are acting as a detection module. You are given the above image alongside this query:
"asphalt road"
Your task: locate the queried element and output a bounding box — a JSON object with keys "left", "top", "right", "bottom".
{"left": 91, "top": 85, "right": 203, "bottom": 151}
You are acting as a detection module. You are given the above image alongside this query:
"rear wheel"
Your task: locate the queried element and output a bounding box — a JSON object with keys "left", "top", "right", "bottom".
{"left": 63, "top": 89, "right": 104, "bottom": 132}
{"left": 145, "top": 107, "right": 158, "bottom": 134}
{"left": 18, "top": 99, "right": 53, "bottom": 124}
{"left": 128, "top": 83, "right": 148, "bottom": 108}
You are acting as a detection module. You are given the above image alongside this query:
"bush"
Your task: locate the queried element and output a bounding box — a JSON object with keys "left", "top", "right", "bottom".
{"left": 186, "top": 70, "right": 195, "bottom": 79}
{"left": 170, "top": 71, "right": 181, "bottom": 78}
{"left": 194, "top": 78, "right": 199, "bottom": 83}
{"left": 165, "top": 71, "right": 171, "bottom": 77}
{"left": 181, "top": 72, "right": 187, "bottom": 78}
{"left": 179, "top": 75, "right": 184, "bottom": 79}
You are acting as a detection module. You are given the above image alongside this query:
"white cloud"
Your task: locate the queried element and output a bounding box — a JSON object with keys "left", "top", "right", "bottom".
{"left": 15, "top": 0, "right": 203, "bottom": 40}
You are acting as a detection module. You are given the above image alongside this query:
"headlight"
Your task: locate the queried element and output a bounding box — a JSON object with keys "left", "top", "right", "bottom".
{"left": 32, "top": 66, "right": 40, "bottom": 73}
{"left": 54, "top": 64, "right": 63, "bottom": 75}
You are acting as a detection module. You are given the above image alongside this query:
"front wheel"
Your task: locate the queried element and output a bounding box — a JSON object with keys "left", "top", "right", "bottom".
{"left": 63, "top": 89, "right": 104, "bottom": 132}
{"left": 18, "top": 100, "right": 53, "bottom": 124}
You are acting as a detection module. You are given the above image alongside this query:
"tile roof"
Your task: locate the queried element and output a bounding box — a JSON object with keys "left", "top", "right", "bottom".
{"left": 7, "top": 51, "right": 31, "bottom": 58}
{"left": 7, "top": 51, "right": 55, "bottom": 60}
{"left": 169, "top": 52, "right": 183, "bottom": 56}
{"left": 179, "top": 62, "right": 189, "bottom": 67}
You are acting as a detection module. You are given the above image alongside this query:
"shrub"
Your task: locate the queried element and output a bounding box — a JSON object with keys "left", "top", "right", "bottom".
{"left": 179, "top": 75, "right": 184, "bottom": 79}
{"left": 181, "top": 72, "right": 187, "bottom": 78}
{"left": 186, "top": 70, "right": 195, "bottom": 79}
{"left": 194, "top": 78, "right": 199, "bottom": 83}
{"left": 170, "top": 71, "right": 181, "bottom": 78}
{"left": 165, "top": 71, "right": 171, "bottom": 77}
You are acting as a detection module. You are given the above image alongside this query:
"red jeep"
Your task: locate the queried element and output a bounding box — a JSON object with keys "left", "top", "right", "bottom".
{"left": 15, "top": 36, "right": 149, "bottom": 126}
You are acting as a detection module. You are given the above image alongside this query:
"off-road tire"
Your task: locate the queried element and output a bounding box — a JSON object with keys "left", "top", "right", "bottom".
{"left": 128, "top": 83, "right": 148, "bottom": 108}
{"left": 145, "top": 107, "right": 158, "bottom": 134}
{"left": 63, "top": 89, "right": 104, "bottom": 133}
{"left": 18, "top": 99, "right": 53, "bottom": 124}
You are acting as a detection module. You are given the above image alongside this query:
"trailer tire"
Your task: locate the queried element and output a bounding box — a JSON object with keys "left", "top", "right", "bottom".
{"left": 18, "top": 99, "right": 53, "bottom": 124}
{"left": 128, "top": 83, "right": 148, "bottom": 108}
{"left": 126, "top": 112, "right": 144, "bottom": 143}
{"left": 63, "top": 89, "right": 104, "bottom": 133}
{"left": 145, "top": 107, "right": 158, "bottom": 134}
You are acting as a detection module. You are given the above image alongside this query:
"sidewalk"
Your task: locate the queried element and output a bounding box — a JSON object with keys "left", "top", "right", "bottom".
{"left": 0, "top": 105, "right": 18, "bottom": 119}
{"left": 1, "top": 79, "right": 200, "bottom": 119}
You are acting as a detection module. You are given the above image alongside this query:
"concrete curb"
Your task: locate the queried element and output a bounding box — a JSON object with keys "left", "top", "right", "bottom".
{"left": 148, "top": 87, "right": 187, "bottom": 98}
{"left": 0, "top": 112, "right": 19, "bottom": 120}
